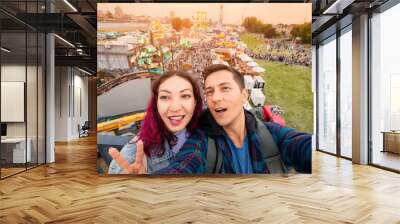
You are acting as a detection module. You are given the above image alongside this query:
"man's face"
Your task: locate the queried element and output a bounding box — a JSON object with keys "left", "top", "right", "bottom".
{"left": 204, "top": 70, "right": 248, "bottom": 128}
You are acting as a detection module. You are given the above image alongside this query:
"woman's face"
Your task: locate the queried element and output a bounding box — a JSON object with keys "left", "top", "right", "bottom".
{"left": 157, "top": 76, "right": 196, "bottom": 133}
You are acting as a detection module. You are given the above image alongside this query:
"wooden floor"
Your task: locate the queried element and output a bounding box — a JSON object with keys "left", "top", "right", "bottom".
{"left": 1, "top": 136, "right": 400, "bottom": 223}
{"left": 1, "top": 163, "right": 44, "bottom": 178}
{"left": 1, "top": 167, "right": 26, "bottom": 178}
{"left": 373, "top": 151, "right": 400, "bottom": 171}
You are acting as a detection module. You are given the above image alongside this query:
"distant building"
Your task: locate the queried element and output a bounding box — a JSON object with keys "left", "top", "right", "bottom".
{"left": 98, "top": 43, "right": 134, "bottom": 70}
{"left": 275, "top": 24, "right": 293, "bottom": 37}
{"left": 219, "top": 4, "right": 223, "bottom": 25}
{"left": 114, "top": 6, "right": 124, "bottom": 19}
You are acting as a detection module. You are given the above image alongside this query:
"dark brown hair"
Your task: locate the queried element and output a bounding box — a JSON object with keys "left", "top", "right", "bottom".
{"left": 202, "top": 64, "right": 245, "bottom": 90}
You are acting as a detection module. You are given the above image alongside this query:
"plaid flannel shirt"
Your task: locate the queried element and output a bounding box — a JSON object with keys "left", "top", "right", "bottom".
{"left": 156, "top": 110, "right": 311, "bottom": 174}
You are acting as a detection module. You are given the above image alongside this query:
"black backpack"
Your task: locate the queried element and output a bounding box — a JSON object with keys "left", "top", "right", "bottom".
{"left": 206, "top": 118, "right": 288, "bottom": 174}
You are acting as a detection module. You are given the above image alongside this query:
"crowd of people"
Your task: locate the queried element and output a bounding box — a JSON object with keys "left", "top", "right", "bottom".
{"left": 245, "top": 50, "right": 310, "bottom": 66}
{"left": 166, "top": 41, "right": 215, "bottom": 82}
{"left": 99, "top": 33, "right": 313, "bottom": 176}
{"left": 99, "top": 36, "right": 311, "bottom": 92}
{"left": 244, "top": 39, "right": 311, "bottom": 66}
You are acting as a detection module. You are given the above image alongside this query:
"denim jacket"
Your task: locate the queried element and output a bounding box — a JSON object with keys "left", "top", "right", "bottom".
{"left": 108, "top": 129, "right": 188, "bottom": 174}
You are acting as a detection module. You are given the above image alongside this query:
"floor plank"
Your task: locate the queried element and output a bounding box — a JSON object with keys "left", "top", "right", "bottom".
{"left": 0, "top": 136, "right": 399, "bottom": 223}
{"left": 373, "top": 151, "right": 400, "bottom": 171}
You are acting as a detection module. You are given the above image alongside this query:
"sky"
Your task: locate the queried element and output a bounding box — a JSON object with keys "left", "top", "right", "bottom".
{"left": 98, "top": 3, "right": 311, "bottom": 25}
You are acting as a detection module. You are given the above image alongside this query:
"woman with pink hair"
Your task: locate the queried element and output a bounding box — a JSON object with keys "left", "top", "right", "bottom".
{"left": 108, "top": 70, "right": 203, "bottom": 174}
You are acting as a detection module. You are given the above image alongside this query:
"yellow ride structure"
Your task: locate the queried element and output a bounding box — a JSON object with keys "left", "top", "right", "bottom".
{"left": 196, "top": 11, "right": 207, "bottom": 30}
{"left": 97, "top": 112, "right": 146, "bottom": 133}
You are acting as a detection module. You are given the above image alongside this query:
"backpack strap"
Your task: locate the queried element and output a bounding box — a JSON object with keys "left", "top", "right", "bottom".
{"left": 255, "top": 118, "right": 288, "bottom": 173}
{"left": 249, "top": 107, "right": 265, "bottom": 121}
{"left": 205, "top": 114, "right": 288, "bottom": 174}
{"left": 206, "top": 137, "right": 223, "bottom": 174}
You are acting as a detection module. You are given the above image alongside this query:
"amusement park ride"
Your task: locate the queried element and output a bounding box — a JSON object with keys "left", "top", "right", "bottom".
{"left": 97, "top": 112, "right": 146, "bottom": 133}
{"left": 196, "top": 11, "right": 207, "bottom": 31}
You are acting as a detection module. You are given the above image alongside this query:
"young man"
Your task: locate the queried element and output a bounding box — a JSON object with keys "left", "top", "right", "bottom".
{"left": 158, "top": 64, "right": 311, "bottom": 174}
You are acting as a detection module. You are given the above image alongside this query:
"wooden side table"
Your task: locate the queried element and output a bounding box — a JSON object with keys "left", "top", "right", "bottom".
{"left": 381, "top": 131, "right": 400, "bottom": 154}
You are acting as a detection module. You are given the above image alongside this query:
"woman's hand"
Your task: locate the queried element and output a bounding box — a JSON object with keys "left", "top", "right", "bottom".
{"left": 108, "top": 139, "right": 147, "bottom": 174}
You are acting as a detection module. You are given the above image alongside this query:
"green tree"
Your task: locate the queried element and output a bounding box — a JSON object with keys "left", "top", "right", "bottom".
{"left": 182, "top": 18, "right": 193, "bottom": 29}
{"left": 263, "top": 24, "right": 277, "bottom": 38}
{"left": 106, "top": 11, "right": 113, "bottom": 19}
{"left": 243, "top": 17, "right": 259, "bottom": 32}
{"left": 242, "top": 17, "right": 277, "bottom": 38}
{"left": 291, "top": 22, "right": 311, "bottom": 44}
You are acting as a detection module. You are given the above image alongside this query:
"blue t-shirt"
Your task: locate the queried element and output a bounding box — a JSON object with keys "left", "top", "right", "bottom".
{"left": 225, "top": 136, "right": 253, "bottom": 174}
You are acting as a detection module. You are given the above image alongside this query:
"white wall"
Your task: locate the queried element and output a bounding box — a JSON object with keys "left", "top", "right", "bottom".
{"left": 1, "top": 65, "right": 26, "bottom": 81}
{"left": 1, "top": 63, "right": 46, "bottom": 164}
{"left": 1, "top": 66, "right": 25, "bottom": 125}
{"left": 55, "top": 67, "right": 89, "bottom": 141}
{"left": 72, "top": 73, "right": 89, "bottom": 138}
{"left": 1, "top": 65, "right": 29, "bottom": 137}
{"left": 1, "top": 82, "right": 25, "bottom": 122}
{"left": 55, "top": 67, "right": 69, "bottom": 141}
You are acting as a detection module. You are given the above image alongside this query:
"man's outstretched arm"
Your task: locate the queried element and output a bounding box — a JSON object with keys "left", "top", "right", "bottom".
{"left": 265, "top": 122, "right": 312, "bottom": 173}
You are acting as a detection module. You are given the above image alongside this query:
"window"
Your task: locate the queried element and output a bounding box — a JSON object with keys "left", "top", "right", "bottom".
{"left": 339, "top": 27, "right": 352, "bottom": 158}
{"left": 0, "top": 1, "right": 46, "bottom": 179}
{"left": 370, "top": 3, "right": 400, "bottom": 171}
{"left": 317, "top": 35, "right": 337, "bottom": 154}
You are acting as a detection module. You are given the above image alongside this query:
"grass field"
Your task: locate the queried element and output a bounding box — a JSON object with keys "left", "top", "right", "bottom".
{"left": 256, "top": 60, "right": 313, "bottom": 133}
{"left": 239, "top": 33, "right": 292, "bottom": 56}
{"left": 240, "top": 32, "right": 313, "bottom": 133}
{"left": 240, "top": 33, "right": 264, "bottom": 50}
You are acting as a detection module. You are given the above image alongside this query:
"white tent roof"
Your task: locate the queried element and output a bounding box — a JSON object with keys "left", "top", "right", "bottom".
{"left": 254, "top": 76, "right": 265, "bottom": 83}
{"left": 212, "top": 60, "right": 229, "bottom": 66}
{"left": 117, "top": 35, "right": 137, "bottom": 44}
{"left": 252, "top": 66, "right": 265, "bottom": 73}
{"left": 239, "top": 54, "right": 254, "bottom": 62}
{"left": 161, "top": 47, "right": 170, "bottom": 53}
{"left": 243, "top": 75, "right": 255, "bottom": 90}
{"left": 250, "top": 88, "right": 265, "bottom": 106}
{"left": 247, "top": 61, "right": 258, "bottom": 67}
